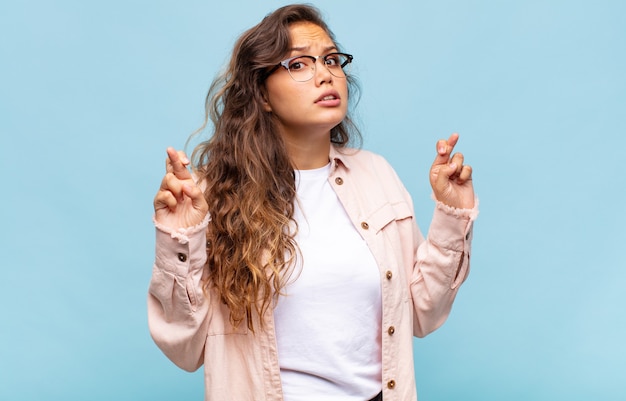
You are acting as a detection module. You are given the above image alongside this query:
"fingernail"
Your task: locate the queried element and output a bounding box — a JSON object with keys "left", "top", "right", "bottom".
{"left": 439, "top": 146, "right": 446, "bottom": 154}
{"left": 449, "top": 163, "right": 457, "bottom": 170}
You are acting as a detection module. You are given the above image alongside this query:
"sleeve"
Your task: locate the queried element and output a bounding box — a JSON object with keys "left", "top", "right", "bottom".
{"left": 147, "top": 214, "right": 211, "bottom": 372}
{"left": 410, "top": 198, "right": 478, "bottom": 338}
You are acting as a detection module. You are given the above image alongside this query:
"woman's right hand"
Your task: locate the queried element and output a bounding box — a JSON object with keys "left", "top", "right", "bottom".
{"left": 153, "top": 147, "right": 209, "bottom": 230}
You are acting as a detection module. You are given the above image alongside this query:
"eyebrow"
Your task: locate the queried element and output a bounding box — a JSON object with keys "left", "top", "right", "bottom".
{"left": 289, "top": 45, "right": 338, "bottom": 54}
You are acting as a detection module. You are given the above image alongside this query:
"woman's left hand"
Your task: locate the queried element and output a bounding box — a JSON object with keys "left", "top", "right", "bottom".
{"left": 429, "top": 133, "right": 475, "bottom": 209}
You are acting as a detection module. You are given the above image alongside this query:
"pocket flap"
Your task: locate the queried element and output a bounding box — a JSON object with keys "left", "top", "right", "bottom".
{"left": 367, "top": 201, "right": 413, "bottom": 232}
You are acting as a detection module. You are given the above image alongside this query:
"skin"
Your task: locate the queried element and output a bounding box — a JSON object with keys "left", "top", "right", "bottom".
{"left": 154, "top": 23, "right": 474, "bottom": 229}
{"left": 262, "top": 22, "right": 349, "bottom": 170}
{"left": 430, "top": 132, "right": 475, "bottom": 209}
{"left": 154, "top": 147, "right": 208, "bottom": 230}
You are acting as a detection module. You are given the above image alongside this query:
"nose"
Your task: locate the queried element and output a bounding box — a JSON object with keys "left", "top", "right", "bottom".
{"left": 314, "top": 57, "right": 333, "bottom": 85}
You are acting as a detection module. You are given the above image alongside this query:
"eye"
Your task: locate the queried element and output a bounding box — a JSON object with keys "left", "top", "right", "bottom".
{"left": 325, "top": 54, "right": 340, "bottom": 67}
{"left": 288, "top": 57, "right": 310, "bottom": 71}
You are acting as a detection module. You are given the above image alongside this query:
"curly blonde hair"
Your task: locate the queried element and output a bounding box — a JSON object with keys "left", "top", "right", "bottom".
{"left": 191, "top": 4, "right": 361, "bottom": 331}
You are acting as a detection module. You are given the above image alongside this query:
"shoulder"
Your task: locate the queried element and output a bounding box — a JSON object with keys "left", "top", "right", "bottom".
{"left": 333, "top": 147, "right": 395, "bottom": 173}
{"left": 332, "top": 147, "right": 417, "bottom": 227}
{"left": 332, "top": 146, "right": 411, "bottom": 199}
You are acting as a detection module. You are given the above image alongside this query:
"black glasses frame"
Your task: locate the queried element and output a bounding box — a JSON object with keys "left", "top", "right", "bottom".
{"left": 265, "top": 52, "right": 354, "bottom": 81}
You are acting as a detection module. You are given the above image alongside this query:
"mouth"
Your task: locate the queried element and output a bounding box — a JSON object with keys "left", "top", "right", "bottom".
{"left": 315, "top": 91, "right": 341, "bottom": 103}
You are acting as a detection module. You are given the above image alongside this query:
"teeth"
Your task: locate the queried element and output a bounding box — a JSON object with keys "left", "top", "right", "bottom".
{"left": 321, "top": 95, "right": 336, "bottom": 101}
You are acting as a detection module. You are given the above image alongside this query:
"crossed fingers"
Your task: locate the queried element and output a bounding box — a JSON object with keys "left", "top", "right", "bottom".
{"left": 433, "top": 133, "right": 472, "bottom": 184}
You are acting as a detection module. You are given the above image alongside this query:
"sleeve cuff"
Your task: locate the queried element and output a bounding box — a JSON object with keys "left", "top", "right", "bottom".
{"left": 428, "top": 197, "right": 479, "bottom": 251}
{"left": 153, "top": 213, "right": 211, "bottom": 245}
{"left": 432, "top": 195, "right": 479, "bottom": 221}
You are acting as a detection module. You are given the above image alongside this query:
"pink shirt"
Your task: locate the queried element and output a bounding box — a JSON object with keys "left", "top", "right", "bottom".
{"left": 148, "top": 146, "right": 478, "bottom": 401}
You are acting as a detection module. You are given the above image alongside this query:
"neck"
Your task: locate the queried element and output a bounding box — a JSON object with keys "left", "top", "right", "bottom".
{"left": 282, "top": 130, "right": 331, "bottom": 170}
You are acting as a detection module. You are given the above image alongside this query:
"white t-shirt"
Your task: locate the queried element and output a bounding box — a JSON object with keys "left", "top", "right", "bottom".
{"left": 273, "top": 163, "right": 382, "bottom": 401}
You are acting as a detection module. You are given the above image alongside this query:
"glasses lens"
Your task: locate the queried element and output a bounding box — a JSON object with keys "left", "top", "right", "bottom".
{"left": 287, "top": 56, "right": 316, "bottom": 82}
{"left": 325, "top": 53, "right": 350, "bottom": 78}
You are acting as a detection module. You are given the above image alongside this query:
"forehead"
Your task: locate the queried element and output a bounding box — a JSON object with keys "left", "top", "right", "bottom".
{"left": 288, "top": 22, "right": 335, "bottom": 51}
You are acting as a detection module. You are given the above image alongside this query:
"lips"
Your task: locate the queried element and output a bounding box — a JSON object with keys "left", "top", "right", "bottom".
{"left": 315, "top": 90, "right": 340, "bottom": 103}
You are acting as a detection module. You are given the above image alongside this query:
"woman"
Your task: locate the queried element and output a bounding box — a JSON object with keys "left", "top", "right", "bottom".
{"left": 148, "top": 4, "right": 477, "bottom": 401}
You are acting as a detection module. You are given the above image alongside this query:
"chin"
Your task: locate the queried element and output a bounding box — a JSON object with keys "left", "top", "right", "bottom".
{"left": 320, "top": 110, "right": 348, "bottom": 127}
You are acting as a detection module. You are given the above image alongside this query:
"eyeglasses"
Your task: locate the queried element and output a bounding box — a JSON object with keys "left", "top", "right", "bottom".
{"left": 268, "top": 52, "right": 353, "bottom": 82}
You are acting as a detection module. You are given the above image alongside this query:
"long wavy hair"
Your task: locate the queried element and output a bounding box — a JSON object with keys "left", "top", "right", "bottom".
{"left": 190, "top": 4, "right": 361, "bottom": 331}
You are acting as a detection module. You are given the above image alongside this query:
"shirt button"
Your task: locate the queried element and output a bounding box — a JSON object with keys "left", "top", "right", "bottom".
{"left": 177, "top": 253, "right": 188, "bottom": 262}
{"left": 388, "top": 326, "right": 395, "bottom": 335}
{"left": 335, "top": 177, "right": 344, "bottom": 185}
{"left": 386, "top": 270, "right": 392, "bottom": 280}
{"left": 387, "top": 380, "right": 396, "bottom": 389}
{"left": 361, "top": 222, "right": 369, "bottom": 230}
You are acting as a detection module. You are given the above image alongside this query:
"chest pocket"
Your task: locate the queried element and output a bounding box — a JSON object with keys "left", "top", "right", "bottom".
{"left": 364, "top": 200, "right": 414, "bottom": 302}
{"left": 366, "top": 201, "right": 414, "bottom": 232}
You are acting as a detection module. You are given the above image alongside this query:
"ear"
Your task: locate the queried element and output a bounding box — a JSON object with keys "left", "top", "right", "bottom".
{"left": 260, "top": 88, "right": 272, "bottom": 112}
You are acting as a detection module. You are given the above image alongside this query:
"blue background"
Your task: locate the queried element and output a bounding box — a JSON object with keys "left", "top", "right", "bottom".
{"left": 2, "top": 0, "right": 625, "bottom": 400}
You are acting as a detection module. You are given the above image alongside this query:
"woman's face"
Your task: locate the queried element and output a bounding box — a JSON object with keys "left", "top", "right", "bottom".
{"left": 263, "top": 22, "right": 349, "bottom": 142}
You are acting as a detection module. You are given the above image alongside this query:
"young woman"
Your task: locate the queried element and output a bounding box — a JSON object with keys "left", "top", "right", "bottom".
{"left": 148, "top": 4, "right": 477, "bottom": 401}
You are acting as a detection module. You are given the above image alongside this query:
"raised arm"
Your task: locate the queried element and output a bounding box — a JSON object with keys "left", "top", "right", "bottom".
{"left": 148, "top": 148, "right": 211, "bottom": 371}
{"left": 411, "top": 133, "right": 477, "bottom": 337}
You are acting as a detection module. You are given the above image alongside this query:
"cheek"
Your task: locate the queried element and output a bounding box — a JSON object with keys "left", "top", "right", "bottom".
{"left": 268, "top": 91, "right": 297, "bottom": 115}
{"left": 335, "top": 80, "right": 349, "bottom": 106}
{"left": 265, "top": 80, "right": 305, "bottom": 112}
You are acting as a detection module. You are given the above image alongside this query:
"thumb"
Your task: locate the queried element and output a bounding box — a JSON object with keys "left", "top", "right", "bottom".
{"left": 433, "top": 162, "right": 458, "bottom": 194}
{"left": 182, "top": 184, "right": 209, "bottom": 213}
